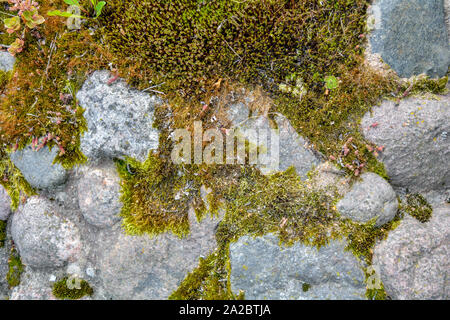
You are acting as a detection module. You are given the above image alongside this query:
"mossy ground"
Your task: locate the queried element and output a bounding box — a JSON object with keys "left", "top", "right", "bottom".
{"left": 52, "top": 276, "right": 94, "bottom": 300}
{"left": 0, "top": 0, "right": 447, "bottom": 300}
{"left": 6, "top": 248, "right": 24, "bottom": 288}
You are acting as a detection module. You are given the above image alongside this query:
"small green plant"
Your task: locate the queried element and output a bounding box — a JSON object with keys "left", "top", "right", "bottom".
{"left": 279, "top": 74, "right": 307, "bottom": 99}
{"left": 52, "top": 276, "right": 94, "bottom": 300}
{"left": 302, "top": 283, "right": 311, "bottom": 292}
{"left": 47, "top": 0, "right": 106, "bottom": 20}
{"left": 7, "top": 248, "right": 24, "bottom": 288}
{"left": 0, "top": 220, "right": 6, "bottom": 247}
{"left": 2, "top": 0, "right": 45, "bottom": 56}
{"left": 324, "top": 75, "right": 339, "bottom": 90}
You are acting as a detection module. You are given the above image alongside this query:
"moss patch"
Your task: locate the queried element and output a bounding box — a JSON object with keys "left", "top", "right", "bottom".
{"left": 52, "top": 276, "right": 94, "bottom": 300}
{"left": 302, "top": 283, "right": 311, "bottom": 293}
{"left": 0, "top": 220, "right": 6, "bottom": 248}
{"left": 403, "top": 194, "right": 433, "bottom": 223}
{"left": 7, "top": 248, "right": 24, "bottom": 288}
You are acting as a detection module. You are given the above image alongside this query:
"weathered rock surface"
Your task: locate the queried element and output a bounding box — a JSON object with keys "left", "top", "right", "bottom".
{"left": 373, "top": 205, "right": 449, "bottom": 300}
{"left": 337, "top": 172, "right": 398, "bottom": 227}
{"left": 9, "top": 268, "right": 58, "bottom": 300}
{"left": 369, "top": 0, "right": 449, "bottom": 78}
{"left": 0, "top": 186, "right": 10, "bottom": 221}
{"left": 0, "top": 239, "right": 10, "bottom": 300}
{"left": 362, "top": 96, "right": 450, "bottom": 193}
{"left": 77, "top": 161, "right": 122, "bottom": 228}
{"left": 230, "top": 234, "right": 366, "bottom": 300}
{"left": 227, "top": 102, "right": 321, "bottom": 179}
{"left": 446, "top": 0, "right": 450, "bottom": 44}
{"left": 96, "top": 209, "right": 221, "bottom": 299}
{"left": 10, "top": 145, "right": 67, "bottom": 190}
{"left": 0, "top": 51, "right": 15, "bottom": 72}
{"left": 77, "top": 70, "right": 162, "bottom": 163}
{"left": 11, "top": 197, "right": 82, "bottom": 268}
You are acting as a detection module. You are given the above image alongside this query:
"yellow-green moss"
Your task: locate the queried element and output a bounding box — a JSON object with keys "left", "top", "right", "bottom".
{"left": 0, "top": 220, "right": 6, "bottom": 248}
{"left": 52, "top": 276, "right": 94, "bottom": 300}
{"left": 342, "top": 212, "right": 403, "bottom": 264}
{"left": 402, "top": 194, "right": 433, "bottom": 223}
{"left": 365, "top": 267, "right": 388, "bottom": 300}
{"left": 116, "top": 153, "right": 192, "bottom": 238}
{"left": 0, "top": 149, "right": 35, "bottom": 210}
{"left": 169, "top": 250, "right": 240, "bottom": 300}
{"left": 7, "top": 248, "right": 24, "bottom": 288}
{"left": 302, "top": 283, "right": 311, "bottom": 293}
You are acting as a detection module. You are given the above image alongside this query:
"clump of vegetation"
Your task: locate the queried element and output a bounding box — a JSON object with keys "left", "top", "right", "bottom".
{"left": 116, "top": 152, "right": 194, "bottom": 238}
{"left": 170, "top": 250, "right": 240, "bottom": 300}
{"left": 403, "top": 194, "right": 433, "bottom": 223}
{"left": 52, "top": 276, "right": 94, "bottom": 300}
{"left": 0, "top": 220, "right": 6, "bottom": 247}
{"left": 47, "top": 0, "right": 106, "bottom": 21}
{"left": 342, "top": 213, "right": 403, "bottom": 264}
{"left": 2, "top": 0, "right": 45, "bottom": 56}
{"left": 302, "top": 283, "right": 311, "bottom": 292}
{"left": 0, "top": 149, "right": 34, "bottom": 209}
{"left": 7, "top": 248, "right": 24, "bottom": 287}
{"left": 0, "top": 0, "right": 110, "bottom": 178}
{"left": 365, "top": 266, "right": 388, "bottom": 300}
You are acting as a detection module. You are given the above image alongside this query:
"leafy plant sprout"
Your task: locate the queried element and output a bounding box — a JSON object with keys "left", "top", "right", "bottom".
{"left": 2, "top": 0, "right": 45, "bottom": 55}
{"left": 47, "top": 0, "right": 106, "bottom": 20}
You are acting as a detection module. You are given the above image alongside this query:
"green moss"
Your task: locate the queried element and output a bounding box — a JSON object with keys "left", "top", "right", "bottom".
{"left": 302, "top": 283, "right": 311, "bottom": 292}
{"left": 7, "top": 248, "right": 24, "bottom": 288}
{"left": 0, "top": 149, "right": 35, "bottom": 210}
{"left": 365, "top": 268, "right": 388, "bottom": 300}
{"left": 116, "top": 153, "right": 193, "bottom": 238}
{"left": 403, "top": 76, "right": 448, "bottom": 96}
{"left": 342, "top": 212, "right": 403, "bottom": 264}
{"left": 0, "top": 70, "right": 11, "bottom": 91}
{"left": 52, "top": 277, "right": 94, "bottom": 300}
{"left": 170, "top": 250, "right": 239, "bottom": 300}
{"left": 0, "top": 220, "right": 6, "bottom": 248}
{"left": 403, "top": 194, "right": 433, "bottom": 223}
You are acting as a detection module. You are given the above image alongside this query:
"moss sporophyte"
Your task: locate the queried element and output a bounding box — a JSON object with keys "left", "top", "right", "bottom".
{"left": 0, "top": 0, "right": 447, "bottom": 300}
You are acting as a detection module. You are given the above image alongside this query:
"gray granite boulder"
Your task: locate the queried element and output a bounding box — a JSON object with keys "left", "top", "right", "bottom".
{"left": 77, "top": 161, "right": 122, "bottom": 228}
{"left": 362, "top": 95, "right": 450, "bottom": 193}
{"left": 0, "top": 186, "right": 11, "bottom": 221}
{"left": 77, "top": 70, "right": 162, "bottom": 163}
{"left": 373, "top": 205, "right": 449, "bottom": 299}
{"left": 9, "top": 268, "right": 58, "bottom": 300}
{"left": 337, "top": 172, "right": 398, "bottom": 227}
{"left": 96, "top": 208, "right": 221, "bottom": 299}
{"left": 227, "top": 102, "right": 321, "bottom": 179}
{"left": 11, "top": 197, "right": 82, "bottom": 268}
{"left": 10, "top": 145, "right": 67, "bottom": 190}
{"left": 230, "top": 234, "right": 366, "bottom": 300}
{"left": 369, "top": 0, "right": 449, "bottom": 78}
{"left": 0, "top": 51, "right": 15, "bottom": 72}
